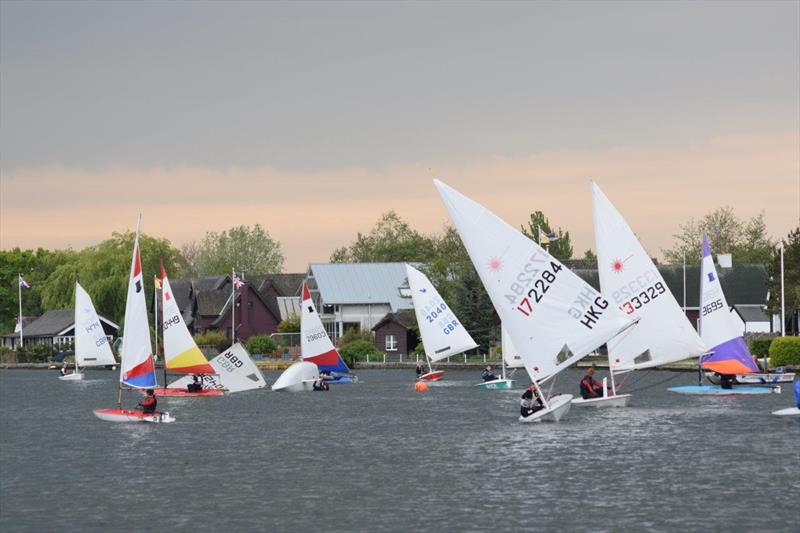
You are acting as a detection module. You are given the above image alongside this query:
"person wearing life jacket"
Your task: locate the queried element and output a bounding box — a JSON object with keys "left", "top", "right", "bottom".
{"left": 579, "top": 367, "right": 605, "bottom": 399}
{"left": 313, "top": 378, "right": 329, "bottom": 391}
{"left": 520, "top": 384, "right": 545, "bottom": 418}
{"left": 719, "top": 373, "right": 735, "bottom": 390}
{"left": 481, "top": 365, "right": 497, "bottom": 382}
{"left": 59, "top": 363, "right": 68, "bottom": 377}
{"left": 137, "top": 389, "right": 157, "bottom": 414}
{"left": 415, "top": 362, "right": 424, "bottom": 378}
{"left": 187, "top": 374, "right": 203, "bottom": 393}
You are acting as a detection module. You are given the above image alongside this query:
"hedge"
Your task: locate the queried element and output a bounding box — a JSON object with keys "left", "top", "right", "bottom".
{"left": 246, "top": 334, "right": 278, "bottom": 355}
{"left": 338, "top": 339, "right": 382, "bottom": 366}
{"left": 748, "top": 338, "right": 774, "bottom": 358}
{"left": 768, "top": 336, "right": 800, "bottom": 366}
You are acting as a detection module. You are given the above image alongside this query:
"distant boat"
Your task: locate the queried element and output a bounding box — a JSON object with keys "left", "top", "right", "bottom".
{"left": 93, "top": 216, "right": 174, "bottom": 423}
{"left": 59, "top": 282, "right": 117, "bottom": 381}
{"left": 434, "top": 179, "right": 634, "bottom": 422}
{"left": 669, "top": 235, "right": 779, "bottom": 396}
{"left": 474, "top": 325, "right": 518, "bottom": 389}
{"left": 272, "top": 281, "right": 346, "bottom": 391}
{"left": 153, "top": 266, "right": 223, "bottom": 397}
{"left": 406, "top": 264, "right": 478, "bottom": 383}
{"left": 576, "top": 182, "right": 707, "bottom": 407}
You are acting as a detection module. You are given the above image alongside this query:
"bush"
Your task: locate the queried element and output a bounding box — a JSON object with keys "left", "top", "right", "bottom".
{"left": 16, "top": 344, "right": 56, "bottom": 363}
{"left": 410, "top": 340, "right": 425, "bottom": 357}
{"left": 277, "top": 314, "right": 301, "bottom": 333}
{"left": 338, "top": 339, "right": 382, "bottom": 366}
{"left": 745, "top": 333, "right": 777, "bottom": 358}
{"left": 768, "top": 336, "right": 800, "bottom": 366}
{"left": 338, "top": 327, "right": 372, "bottom": 346}
{"left": 247, "top": 334, "right": 278, "bottom": 355}
{"left": 194, "top": 331, "right": 226, "bottom": 347}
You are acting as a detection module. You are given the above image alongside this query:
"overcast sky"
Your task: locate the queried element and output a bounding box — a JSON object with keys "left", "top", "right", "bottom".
{"left": 1, "top": 1, "right": 798, "bottom": 271}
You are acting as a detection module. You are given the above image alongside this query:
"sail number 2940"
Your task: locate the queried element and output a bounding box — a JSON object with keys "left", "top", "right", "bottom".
{"left": 514, "top": 261, "right": 563, "bottom": 317}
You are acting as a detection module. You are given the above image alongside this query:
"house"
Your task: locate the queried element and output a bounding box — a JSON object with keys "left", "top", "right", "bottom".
{"left": 372, "top": 309, "right": 419, "bottom": 361}
{"left": 732, "top": 304, "right": 771, "bottom": 333}
{"left": 305, "top": 263, "right": 415, "bottom": 342}
{"left": 1, "top": 309, "right": 118, "bottom": 350}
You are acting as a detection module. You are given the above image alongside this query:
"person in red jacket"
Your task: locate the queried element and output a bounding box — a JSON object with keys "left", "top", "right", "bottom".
{"left": 137, "top": 389, "right": 157, "bottom": 413}
{"left": 579, "top": 367, "right": 606, "bottom": 399}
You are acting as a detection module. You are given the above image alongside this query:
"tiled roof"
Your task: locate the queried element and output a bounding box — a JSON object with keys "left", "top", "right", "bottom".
{"left": 372, "top": 309, "right": 418, "bottom": 331}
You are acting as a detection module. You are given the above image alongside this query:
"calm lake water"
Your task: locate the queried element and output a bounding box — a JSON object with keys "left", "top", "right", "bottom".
{"left": 0, "top": 368, "right": 797, "bottom": 532}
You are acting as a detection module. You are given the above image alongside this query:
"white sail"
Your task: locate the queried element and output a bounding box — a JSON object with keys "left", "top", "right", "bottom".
{"left": 300, "top": 282, "right": 349, "bottom": 372}
{"left": 406, "top": 264, "right": 478, "bottom": 362}
{"left": 74, "top": 282, "right": 116, "bottom": 367}
{"left": 168, "top": 343, "right": 266, "bottom": 392}
{"left": 434, "top": 179, "right": 633, "bottom": 382}
{"left": 161, "top": 270, "right": 214, "bottom": 375}
{"left": 501, "top": 324, "right": 524, "bottom": 369}
{"left": 591, "top": 182, "right": 705, "bottom": 370}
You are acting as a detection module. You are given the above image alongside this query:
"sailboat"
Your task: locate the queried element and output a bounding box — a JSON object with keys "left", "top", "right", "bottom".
{"left": 168, "top": 342, "right": 267, "bottom": 393}
{"left": 669, "top": 235, "right": 778, "bottom": 395}
{"left": 475, "top": 324, "right": 519, "bottom": 389}
{"left": 574, "top": 182, "right": 708, "bottom": 406}
{"left": 59, "top": 282, "right": 118, "bottom": 381}
{"left": 272, "top": 281, "right": 350, "bottom": 391}
{"left": 156, "top": 265, "right": 223, "bottom": 396}
{"left": 94, "top": 217, "right": 174, "bottom": 423}
{"left": 406, "top": 264, "right": 478, "bottom": 382}
{"left": 433, "top": 179, "right": 634, "bottom": 422}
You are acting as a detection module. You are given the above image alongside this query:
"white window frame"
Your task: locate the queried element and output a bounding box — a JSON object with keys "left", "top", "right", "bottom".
{"left": 385, "top": 334, "right": 398, "bottom": 352}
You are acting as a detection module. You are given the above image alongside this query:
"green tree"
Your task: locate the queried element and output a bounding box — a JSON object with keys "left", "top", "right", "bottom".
{"left": 183, "top": 224, "right": 284, "bottom": 276}
{"left": 520, "top": 211, "right": 573, "bottom": 261}
{"left": 766, "top": 227, "right": 799, "bottom": 333}
{"left": 662, "top": 208, "right": 774, "bottom": 266}
{"left": 277, "top": 313, "right": 301, "bottom": 333}
{"left": 330, "top": 211, "right": 435, "bottom": 263}
{"left": 583, "top": 249, "right": 597, "bottom": 261}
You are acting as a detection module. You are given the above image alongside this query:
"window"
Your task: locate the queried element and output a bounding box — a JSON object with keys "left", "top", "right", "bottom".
{"left": 385, "top": 334, "right": 398, "bottom": 351}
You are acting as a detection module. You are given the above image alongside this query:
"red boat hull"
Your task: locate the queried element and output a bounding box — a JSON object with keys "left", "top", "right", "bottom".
{"left": 419, "top": 370, "right": 444, "bottom": 382}
{"left": 142, "top": 388, "right": 224, "bottom": 397}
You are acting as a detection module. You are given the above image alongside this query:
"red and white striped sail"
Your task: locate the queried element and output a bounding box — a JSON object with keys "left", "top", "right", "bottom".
{"left": 434, "top": 179, "right": 633, "bottom": 382}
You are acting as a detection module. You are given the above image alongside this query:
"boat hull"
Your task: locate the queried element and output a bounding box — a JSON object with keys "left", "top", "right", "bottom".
{"left": 474, "top": 378, "right": 514, "bottom": 389}
{"left": 519, "top": 394, "right": 573, "bottom": 423}
{"left": 705, "top": 371, "right": 795, "bottom": 385}
{"left": 58, "top": 372, "right": 84, "bottom": 381}
{"left": 668, "top": 385, "right": 779, "bottom": 395}
{"left": 323, "top": 373, "right": 358, "bottom": 384}
{"left": 147, "top": 388, "right": 224, "bottom": 397}
{"left": 93, "top": 408, "right": 175, "bottom": 423}
{"left": 572, "top": 394, "right": 631, "bottom": 407}
{"left": 419, "top": 371, "right": 444, "bottom": 382}
{"left": 272, "top": 361, "right": 319, "bottom": 392}
{"left": 771, "top": 407, "right": 800, "bottom": 417}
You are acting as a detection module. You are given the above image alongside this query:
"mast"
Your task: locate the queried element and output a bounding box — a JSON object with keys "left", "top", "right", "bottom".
{"left": 231, "top": 268, "right": 236, "bottom": 342}
{"left": 118, "top": 214, "right": 142, "bottom": 407}
{"left": 17, "top": 274, "right": 23, "bottom": 349}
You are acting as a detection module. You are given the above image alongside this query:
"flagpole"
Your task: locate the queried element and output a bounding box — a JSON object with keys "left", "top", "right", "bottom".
{"left": 780, "top": 241, "right": 785, "bottom": 336}
{"left": 682, "top": 252, "right": 686, "bottom": 313}
{"left": 231, "top": 268, "right": 236, "bottom": 342}
{"left": 18, "top": 273, "right": 23, "bottom": 349}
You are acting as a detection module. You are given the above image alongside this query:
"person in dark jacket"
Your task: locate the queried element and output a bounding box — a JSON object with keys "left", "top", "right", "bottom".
{"left": 137, "top": 389, "right": 157, "bottom": 414}
{"left": 416, "top": 363, "right": 424, "bottom": 378}
{"left": 187, "top": 374, "right": 203, "bottom": 393}
{"left": 579, "top": 367, "right": 605, "bottom": 399}
{"left": 520, "top": 384, "right": 545, "bottom": 418}
{"left": 481, "top": 365, "right": 497, "bottom": 382}
{"left": 313, "top": 378, "right": 329, "bottom": 391}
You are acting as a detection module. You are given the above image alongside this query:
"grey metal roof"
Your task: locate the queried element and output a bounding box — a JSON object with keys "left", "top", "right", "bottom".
{"left": 733, "top": 304, "right": 770, "bottom": 323}
{"left": 309, "top": 263, "right": 415, "bottom": 312}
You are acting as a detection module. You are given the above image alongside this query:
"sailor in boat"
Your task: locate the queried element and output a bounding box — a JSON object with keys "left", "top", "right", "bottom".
{"left": 579, "top": 367, "right": 606, "bottom": 399}
{"left": 481, "top": 365, "right": 497, "bottom": 382}
{"left": 59, "top": 363, "right": 69, "bottom": 377}
{"left": 520, "top": 384, "right": 544, "bottom": 418}
{"left": 137, "top": 389, "right": 157, "bottom": 414}
{"left": 719, "top": 373, "right": 735, "bottom": 390}
{"left": 415, "top": 362, "right": 424, "bottom": 378}
{"left": 313, "top": 377, "right": 329, "bottom": 391}
{"left": 187, "top": 374, "right": 203, "bottom": 393}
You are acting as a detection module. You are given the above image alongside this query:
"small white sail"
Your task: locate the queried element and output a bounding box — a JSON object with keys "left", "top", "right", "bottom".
{"left": 74, "top": 282, "right": 116, "bottom": 367}
{"left": 168, "top": 343, "right": 266, "bottom": 392}
{"left": 591, "top": 182, "right": 705, "bottom": 370}
{"left": 434, "top": 179, "right": 632, "bottom": 382}
{"left": 501, "top": 324, "right": 524, "bottom": 369}
{"left": 300, "top": 282, "right": 349, "bottom": 373}
{"left": 406, "top": 264, "right": 478, "bottom": 362}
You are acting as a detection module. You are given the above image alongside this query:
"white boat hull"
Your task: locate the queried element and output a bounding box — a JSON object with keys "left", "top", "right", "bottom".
{"left": 271, "top": 361, "right": 319, "bottom": 392}
{"left": 474, "top": 378, "right": 514, "bottom": 389}
{"left": 572, "top": 393, "right": 631, "bottom": 407}
{"left": 771, "top": 407, "right": 800, "bottom": 417}
{"left": 93, "top": 408, "right": 175, "bottom": 423}
{"left": 705, "top": 371, "right": 795, "bottom": 385}
{"left": 519, "top": 394, "right": 573, "bottom": 423}
{"left": 58, "top": 372, "right": 84, "bottom": 381}
{"left": 668, "top": 385, "right": 780, "bottom": 395}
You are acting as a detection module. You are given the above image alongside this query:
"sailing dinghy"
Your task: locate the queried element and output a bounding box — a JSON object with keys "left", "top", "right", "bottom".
{"left": 772, "top": 380, "right": 800, "bottom": 416}
{"left": 406, "top": 264, "right": 478, "bottom": 382}
{"left": 154, "top": 266, "right": 223, "bottom": 397}
{"left": 59, "top": 282, "right": 118, "bottom": 381}
{"left": 433, "top": 179, "right": 634, "bottom": 422}
{"left": 168, "top": 343, "right": 266, "bottom": 393}
{"left": 272, "top": 282, "right": 349, "bottom": 391}
{"left": 93, "top": 217, "right": 174, "bottom": 423}
{"left": 474, "top": 325, "right": 517, "bottom": 389}
{"left": 575, "top": 182, "right": 708, "bottom": 407}
{"left": 669, "top": 236, "right": 779, "bottom": 396}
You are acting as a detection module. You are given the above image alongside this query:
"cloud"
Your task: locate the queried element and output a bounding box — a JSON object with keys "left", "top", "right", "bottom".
{"left": 1, "top": 131, "right": 798, "bottom": 271}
